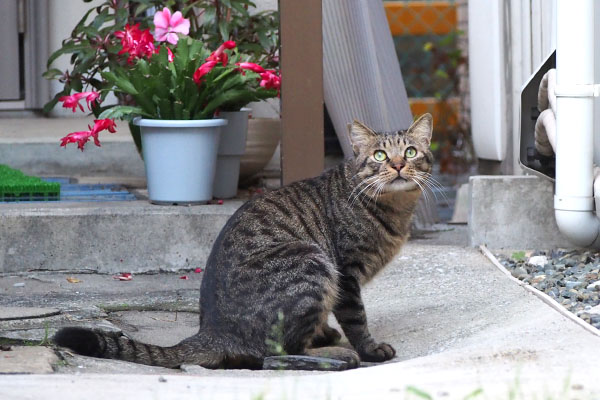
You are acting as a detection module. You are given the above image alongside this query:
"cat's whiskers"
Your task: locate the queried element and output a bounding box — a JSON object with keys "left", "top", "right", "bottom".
{"left": 364, "top": 179, "right": 385, "bottom": 207}
{"left": 348, "top": 175, "right": 378, "bottom": 202}
{"left": 411, "top": 172, "right": 449, "bottom": 206}
{"left": 348, "top": 176, "right": 382, "bottom": 206}
{"left": 408, "top": 176, "right": 430, "bottom": 204}
{"left": 414, "top": 172, "right": 449, "bottom": 202}
{"left": 372, "top": 180, "right": 388, "bottom": 205}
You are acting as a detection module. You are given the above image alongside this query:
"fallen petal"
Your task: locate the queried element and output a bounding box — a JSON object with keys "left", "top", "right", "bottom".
{"left": 113, "top": 272, "right": 133, "bottom": 281}
{"left": 179, "top": 275, "right": 189, "bottom": 280}
{"left": 66, "top": 277, "right": 82, "bottom": 283}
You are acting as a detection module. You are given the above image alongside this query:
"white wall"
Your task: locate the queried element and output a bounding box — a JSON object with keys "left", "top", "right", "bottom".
{"left": 253, "top": 0, "right": 277, "bottom": 12}
{"left": 48, "top": 0, "right": 104, "bottom": 116}
{"left": 469, "top": 0, "right": 555, "bottom": 173}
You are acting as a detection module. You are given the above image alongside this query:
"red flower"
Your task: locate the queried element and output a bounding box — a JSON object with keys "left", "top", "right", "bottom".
{"left": 60, "top": 119, "right": 117, "bottom": 151}
{"left": 115, "top": 23, "right": 156, "bottom": 64}
{"left": 259, "top": 70, "right": 281, "bottom": 91}
{"left": 206, "top": 41, "right": 237, "bottom": 66}
{"left": 193, "top": 60, "right": 218, "bottom": 85}
{"left": 59, "top": 91, "right": 101, "bottom": 113}
{"left": 236, "top": 62, "right": 265, "bottom": 74}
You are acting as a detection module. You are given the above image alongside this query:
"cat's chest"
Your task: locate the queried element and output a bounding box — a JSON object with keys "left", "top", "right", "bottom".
{"left": 337, "top": 208, "right": 410, "bottom": 282}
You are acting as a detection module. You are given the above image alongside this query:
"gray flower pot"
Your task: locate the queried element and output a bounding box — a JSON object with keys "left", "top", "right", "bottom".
{"left": 212, "top": 108, "right": 251, "bottom": 199}
{"left": 134, "top": 118, "right": 227, "bottom": 204}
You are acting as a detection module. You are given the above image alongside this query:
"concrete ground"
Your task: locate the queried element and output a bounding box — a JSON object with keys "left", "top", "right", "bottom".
{"left": 1, "top": 225, "right": 600, "bottom": 399}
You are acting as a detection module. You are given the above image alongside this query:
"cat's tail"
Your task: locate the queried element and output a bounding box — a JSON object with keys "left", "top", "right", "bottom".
{"left": 53, "top": 327, "right": 222, "bottom": 368}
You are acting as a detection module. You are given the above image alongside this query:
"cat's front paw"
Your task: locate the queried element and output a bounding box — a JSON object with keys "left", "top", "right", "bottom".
{"left": 358, "top": 341, "right": 396, "bottom": 362}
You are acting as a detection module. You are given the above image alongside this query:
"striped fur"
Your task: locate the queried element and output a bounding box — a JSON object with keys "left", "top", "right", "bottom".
{"left": 54, "top": 114, "right": 434, "bottom": 369}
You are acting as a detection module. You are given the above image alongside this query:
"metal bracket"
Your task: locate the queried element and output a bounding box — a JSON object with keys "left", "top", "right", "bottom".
{"left": 554, "top": 84, "right": 600, "bottom": 98}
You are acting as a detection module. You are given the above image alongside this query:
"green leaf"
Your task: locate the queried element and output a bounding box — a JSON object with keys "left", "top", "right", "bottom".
{"left": 73, "top": 7, "right": 97, "bottom": 33}
{"left": 218, "top": 20, "right": 230, "bottom": 42}
{"left": 157, "top": 98, "right": 174, "bottom": 119}
{"left": 257, "top": 30, "right": 271, "bottom": 51}
{"left": 405, "top": 386, "right": 432, "bottom": 400}
{"left": 189, "top": 40, "right": 208, "bottom": 62}
{"left": 98, "top": 105, "right": 149, "bottom": 120}
{"left": 463, "top": 388, "right": 484, "bottom": 400}
{"left": 42, "top": 88, "right": 69, "bottom": 114}
{"left": 511, "top": 251, "right": 526, "bottom": 262}
{"left": 47, "top": 43, "right": 89, "bottom": 68}
{"left": 157, "top": 45, "right": 169, "bottom": 67}
{"left": 134, "top": 3, "right": 153, "bottom": 17}
{"left": 101, "top": 71, "right": 139, "bottom": 95}
{"left": 201, "top": 89, "right": 247, "bottom": 118}
{"left": 230, "top": 1, "right": 251, "bottom": 16}
{"left": 220, "top": 73, "right": 245, "bottom": 92}
{"left": 175, "top": 38, "right": 189, "bottom": 72}
{"left": 42, "top": 68, "right": 64, "bottom": 80}
{"left": 173, "top": 101, "right": 184, "bottom": 119}
{"left": 135, "top": 58, "right": 151, "bottom": 76}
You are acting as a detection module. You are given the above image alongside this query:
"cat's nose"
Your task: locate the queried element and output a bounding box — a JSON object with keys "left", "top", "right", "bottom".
{"left": 391, "top": 162, "right": 405, "bottom": 171}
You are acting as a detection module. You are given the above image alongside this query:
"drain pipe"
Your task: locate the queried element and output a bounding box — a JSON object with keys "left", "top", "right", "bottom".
{"left": 554, "top": 0, "right": 600, "bottom": 247}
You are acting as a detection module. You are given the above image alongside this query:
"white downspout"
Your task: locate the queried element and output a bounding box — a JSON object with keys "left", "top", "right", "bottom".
{"left": 554, "top": 0, "right": 600, "bottom": 247}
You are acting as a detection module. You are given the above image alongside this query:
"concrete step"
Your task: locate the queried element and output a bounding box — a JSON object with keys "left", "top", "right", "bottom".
{"left": 0, "top": 117, "right": 145, "bottom": 178}
{"left": 0, "top": 200, "right": 243, "bottom": 274}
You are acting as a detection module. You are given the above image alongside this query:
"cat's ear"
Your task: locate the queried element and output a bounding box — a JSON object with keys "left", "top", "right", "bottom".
{"left": 349, "top": 120, "right": 377, "bottom": 155}
{"left": 407, "top": 113, "right": 433, "bottom": 146}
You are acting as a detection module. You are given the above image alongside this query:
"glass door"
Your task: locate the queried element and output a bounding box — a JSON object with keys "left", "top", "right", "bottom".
{"left": 0, "top": 0, "right": 22, "bottom": 101}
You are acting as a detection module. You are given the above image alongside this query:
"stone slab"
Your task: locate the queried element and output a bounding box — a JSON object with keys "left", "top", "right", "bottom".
{"left": 0, "top": 200, "right": 243, "bottom": 274}
{"left": 0, "top": 346, "right": 58, "bottom": 374}
{"left": 1, "top": 228, "right": 600, "bottom": 397}
{"left": 468, "top": 175, "right": 572, "bottom": 249}
{"left": 0, "top": 142, "right": 146, "bottom": 178}
{"left": 0, "top": 307, "right": 60, "bottom": 321}
{"left": 263, "top": 355, "right": 348, "bottom": 371}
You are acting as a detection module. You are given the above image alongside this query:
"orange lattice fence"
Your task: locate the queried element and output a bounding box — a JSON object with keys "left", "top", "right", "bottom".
{"left": 384, "top": 0, "right": 461, "bottom": 132}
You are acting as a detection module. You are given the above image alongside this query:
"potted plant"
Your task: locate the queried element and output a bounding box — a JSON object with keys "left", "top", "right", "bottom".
{"left": 213, "top": 60, "right": 280, "bottom": 198}
{"left": 45, "top": 4, "right": 279, "bottom": 204}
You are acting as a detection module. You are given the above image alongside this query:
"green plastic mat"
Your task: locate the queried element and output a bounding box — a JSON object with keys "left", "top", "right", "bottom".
{"left": 0, "top": 164, "right": 60, "bottom": 201}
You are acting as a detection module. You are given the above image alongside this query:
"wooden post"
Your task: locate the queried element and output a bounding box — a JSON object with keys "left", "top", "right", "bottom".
{"left": 279, "top": 0, "right": 324, "bottom": 185}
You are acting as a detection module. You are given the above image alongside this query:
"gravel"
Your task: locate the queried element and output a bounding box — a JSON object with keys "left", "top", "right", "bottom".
{"left": 496, "top": 249, "right": 600, "bottom": 330}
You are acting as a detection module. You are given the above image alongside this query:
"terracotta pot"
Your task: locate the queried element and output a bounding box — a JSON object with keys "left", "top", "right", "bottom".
{"left": 239, "top": 118, "right": 281, "bottom": 182}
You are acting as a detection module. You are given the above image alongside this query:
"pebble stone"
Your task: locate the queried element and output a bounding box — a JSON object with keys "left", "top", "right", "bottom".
{"left": 497, "top": 249, "right": 600, "bottom": 331}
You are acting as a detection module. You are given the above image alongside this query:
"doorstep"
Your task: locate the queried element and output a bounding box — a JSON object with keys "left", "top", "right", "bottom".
{"left": 0, "top": 199, "right": 244, "bottom": 274}
{"left": 0, "top": 117, "right": 145, "bottom": 178}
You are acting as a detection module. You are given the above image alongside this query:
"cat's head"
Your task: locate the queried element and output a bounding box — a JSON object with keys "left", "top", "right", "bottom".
{"left": 349, "top": 113, "right": 434, "bottom": 195}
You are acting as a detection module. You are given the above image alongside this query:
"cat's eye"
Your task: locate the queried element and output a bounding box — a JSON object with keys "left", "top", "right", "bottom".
{"left": 405, "top": 147, "right": 417, "bottom": 158}
{"left": 373, "top": 150, "right": 388, "bottom": 162}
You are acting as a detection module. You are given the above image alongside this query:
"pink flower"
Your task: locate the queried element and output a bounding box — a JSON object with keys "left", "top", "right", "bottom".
{"left": 193, "top": 60, "right": 218, "bottom": 85}
{"left": 206, "top": 41, "right": 237, "bottom": 66}
{"left": 59, "top": 91, "right": 101, "bottom": 113}
{"left": 153, "top": 8, "right": 190, "bottom": 45}
{"left": 259, "top": 70, "right": 281, "bottom": 91}
{"left": 236, "top": 62, "right": 265, "bottom": 74}
{"left": 60, "top": 119, "right": 117, "bottom": 151}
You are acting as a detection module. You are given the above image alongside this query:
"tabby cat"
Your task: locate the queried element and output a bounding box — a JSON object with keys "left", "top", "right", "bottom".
{"left": 54, "top": 113, "right": 434, "bottom": 369}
